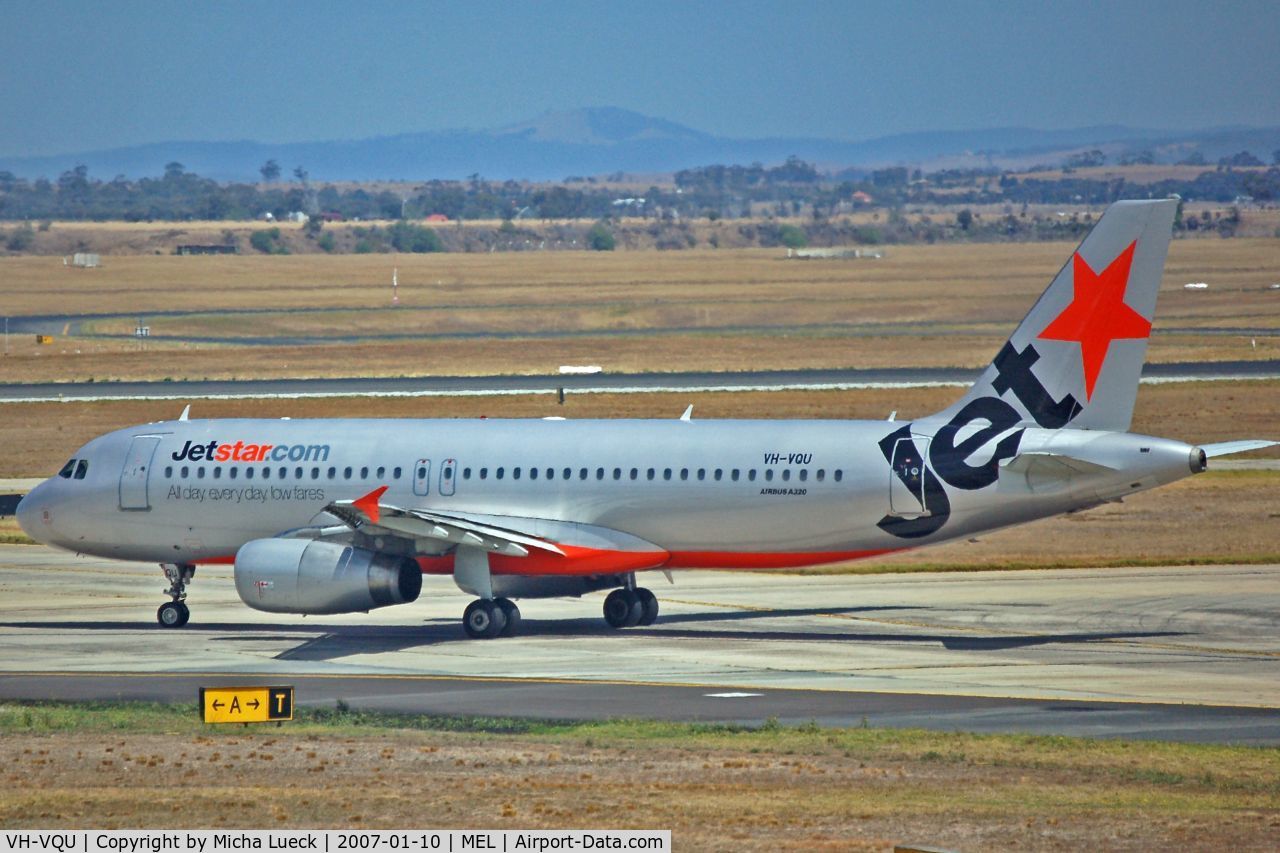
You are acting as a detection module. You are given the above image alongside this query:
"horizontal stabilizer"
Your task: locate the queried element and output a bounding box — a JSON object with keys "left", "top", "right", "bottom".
{"left": 1000, "top": 451, "right": 1115, "bottom": 492}
{"left": 1201, "top": 439, "right": 1278, "bottom": 458}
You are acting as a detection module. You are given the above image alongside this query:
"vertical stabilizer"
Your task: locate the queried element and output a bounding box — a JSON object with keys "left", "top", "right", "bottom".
{"left": 936, "top": 199, "right": 1176, "bottom": 432}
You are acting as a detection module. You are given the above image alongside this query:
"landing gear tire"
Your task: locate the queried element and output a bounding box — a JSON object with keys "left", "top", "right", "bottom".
{"left": 636, "top": 588, "right": 659, "bottom": 626}
{"left": 463, "top": 599, "right": 508, "bottom": 639}
{"left": 604, "top": 588, "right": 643, "bottom": 629}
{"left": 157, "top": 601, "right": 189, "bottom": 628}
{"left": 158, "top": 562, "right": 195, "bottom": 628}
{"left": 496, "top": 598, "right": 521, "bottom": 637}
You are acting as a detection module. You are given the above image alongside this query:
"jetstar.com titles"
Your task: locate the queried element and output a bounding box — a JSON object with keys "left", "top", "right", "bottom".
{"left": 170, "top": 440, "right": 331, "bottom": 464}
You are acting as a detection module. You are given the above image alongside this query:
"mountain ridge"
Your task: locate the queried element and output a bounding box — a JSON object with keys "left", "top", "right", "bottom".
{"left": 2, "top": 107, "right": 1276, "bottom": 182}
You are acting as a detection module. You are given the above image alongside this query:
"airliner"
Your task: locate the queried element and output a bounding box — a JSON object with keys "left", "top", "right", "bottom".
{"left": 16, "top": 199, "right": 1275, "bottom": 638}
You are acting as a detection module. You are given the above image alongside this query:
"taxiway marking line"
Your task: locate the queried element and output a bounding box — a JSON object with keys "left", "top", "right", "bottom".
{"left": 1, "top": 670, "right": 1276, "bottom": 711}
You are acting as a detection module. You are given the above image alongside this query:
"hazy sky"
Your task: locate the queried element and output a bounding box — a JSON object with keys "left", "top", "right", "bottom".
{"left": 2, "top": 0, "right": 1277, "bottom": 157}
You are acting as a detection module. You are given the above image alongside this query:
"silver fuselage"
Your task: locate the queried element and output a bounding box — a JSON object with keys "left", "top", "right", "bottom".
{"left": 18, "top": 415, "right": 1201, "bottom": 571}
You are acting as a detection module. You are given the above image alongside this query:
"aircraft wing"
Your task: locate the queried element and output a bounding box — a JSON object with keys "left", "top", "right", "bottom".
{"left": 294, "top": 487, "right": 669, "bottom": 572}
{"left": 321, "top": 487, "right": 562, "bottom": 557}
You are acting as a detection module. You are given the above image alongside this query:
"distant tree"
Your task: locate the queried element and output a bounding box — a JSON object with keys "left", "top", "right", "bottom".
{"left": 1218, "top": 150, "right": 1263, "bottom": 168}
{"left": 778, "top": 223, "right": 807, "bottom": 249}
{"left": 956, "top": 208, "right": 974, "bottom": 231}
{"left": 587, "top": 221, "right": 615, "bottom": 251}
{"left": 303, "top": 216, "right": 323, "bottom": 238}
{"left": 164, "top": 161, "right": 185, "bottom": 179}
{"left": 259, "top": 159, "right": 281, "bottom": 182}
{"left": 317, "top": 232, "right": 336, "bottom": 253}
{"left": 293, "top": 165, "right": 309, "bottom": 183}
{"left": 1177, "top": 151, "right": 1207, "bottom": 166}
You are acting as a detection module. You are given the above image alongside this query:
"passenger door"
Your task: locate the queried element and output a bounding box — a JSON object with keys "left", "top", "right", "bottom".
{"left": 119, "top": 435, "right": 163, "bottom": 510}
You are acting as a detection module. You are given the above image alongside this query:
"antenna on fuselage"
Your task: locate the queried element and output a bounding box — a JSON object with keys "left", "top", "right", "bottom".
{"left": 679, "top": 405, "right": 693, "bottom": 422}
{"left": 178, "top": 404, "right": 191, "bottom": 422}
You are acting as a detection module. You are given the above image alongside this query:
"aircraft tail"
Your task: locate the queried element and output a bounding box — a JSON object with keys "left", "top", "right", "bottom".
{"left": 936, "top": 199, "right": 1177, "bottom": 432}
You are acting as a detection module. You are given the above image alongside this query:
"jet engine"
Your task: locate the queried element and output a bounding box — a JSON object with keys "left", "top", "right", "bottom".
{"left": 234, "top": 538, "right": 422, "bottom": 615}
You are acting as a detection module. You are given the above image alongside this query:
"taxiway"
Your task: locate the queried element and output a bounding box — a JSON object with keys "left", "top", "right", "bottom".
{"left": 0, "top": 545, "right": 1276, "bottom": 742}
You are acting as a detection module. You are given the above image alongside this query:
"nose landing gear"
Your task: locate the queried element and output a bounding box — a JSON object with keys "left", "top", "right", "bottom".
{"left": 157, "top": 563, "right": 195, "bottom": 628}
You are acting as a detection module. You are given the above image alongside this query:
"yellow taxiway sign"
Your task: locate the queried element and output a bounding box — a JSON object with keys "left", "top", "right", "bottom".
{"left": 200, "top": 686, "right": 293, "bottom": 723}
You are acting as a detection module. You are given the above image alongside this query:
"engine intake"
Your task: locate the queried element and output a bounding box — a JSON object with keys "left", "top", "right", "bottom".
{"left": 234, "top": 538, "right": 422, "bottom": 615}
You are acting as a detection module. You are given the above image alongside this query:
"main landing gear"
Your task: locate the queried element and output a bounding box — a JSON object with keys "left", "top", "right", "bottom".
{"left": 603, "top": 585, "right": 659, "bottom": 629}
{"left": 462, "top": 597, "right": 520, "bottom": 639}
{"left": 157, "top": 562, "right": 194, "bottom": 628}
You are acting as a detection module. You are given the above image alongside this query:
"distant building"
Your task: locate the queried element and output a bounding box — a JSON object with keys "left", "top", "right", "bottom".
{"left": 176, "top": 244, "right": 238, "bottom": 255}
{"left": 425, "top": 213, "right": 449, "bottom": 222}
{"left": 851, "top": 191, "right": 874, "bottom": 205}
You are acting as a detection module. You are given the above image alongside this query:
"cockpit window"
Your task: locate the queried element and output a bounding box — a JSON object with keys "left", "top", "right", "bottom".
{"left": 58, "top": 459, "right": 76, "bottom": 479}
{"left": 73, "top": 460, "right": 89, "bottom": 480}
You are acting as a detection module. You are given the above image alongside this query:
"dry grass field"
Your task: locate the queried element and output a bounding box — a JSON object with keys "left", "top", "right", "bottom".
{"left": 0, "top": 238, "right": 1277, "bottom": 384}
{"left": 1, "top": 706, "right": 1277, "bottom": 850}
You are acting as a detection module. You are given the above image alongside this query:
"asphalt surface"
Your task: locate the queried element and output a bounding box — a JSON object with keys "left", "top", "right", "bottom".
{"left": 0, "top": 545, "right": 1277, "bottom": 743}
{"left": 2, "top": 360, "right": 1278, "bottom": 402}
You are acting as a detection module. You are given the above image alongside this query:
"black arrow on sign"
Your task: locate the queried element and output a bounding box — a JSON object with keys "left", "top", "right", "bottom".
{"left": 247, "top": 698, "right": 260, "bottom": 710}
{"left": 212, "top": 700, "right": 225, "bottom": 710}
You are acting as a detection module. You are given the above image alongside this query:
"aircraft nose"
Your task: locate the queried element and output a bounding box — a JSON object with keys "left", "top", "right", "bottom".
{"left": 15, "top": 487, "right": 49, "bottom": 544}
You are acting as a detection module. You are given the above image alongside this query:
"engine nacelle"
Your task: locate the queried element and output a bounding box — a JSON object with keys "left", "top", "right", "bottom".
{"left": 234, "top": 538, "right": 422, "bottom": 615}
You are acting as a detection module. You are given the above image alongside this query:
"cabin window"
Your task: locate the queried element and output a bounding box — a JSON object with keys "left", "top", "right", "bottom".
{"left": 629, "top": 468, "right": 638, "bottom": 480}
{"left": 462, "top": 467, "right": 471, "bottom": 480}
{"left": 513, "top": 467, "right": 522, "bottom": 480}
{"left": 246, "top": 467, "right": 255, "bottom": 480}
{"left": 228, "top": 467, "right": 237, "bottom": 480}
{"left": 663, "top": 468, "right": 672, "bottom": 481}
{"left": 165, "top": 466, "right": 173, "bottom": 478}
{"left": 782, "top": 470, "right": 791, "bottom": 481}
{"left": 529, "top": 467, "right": 538, "bottom": 480}
{"left": 697, "top": 468, "right": 706, "bottom": 481}
{"left": 764, "top": 470, "right": 774, "bottom": 482}
{"left": 731, "top": 469, "right": 740, "bottom": 481}
{"left": 343, "top": 467, "right": 352, "bottom": 480}
{"left": 816, "top": 469, "right": 825, "bottom": 482}
{"left": 360, "top": 466, "right": 369, "bottom": 479}
{"left": 479, "top": 467, "right": 488, "bottom": 480}
{"left": 181, "top": 466, "right": 190, "bottom": 478}
{"left": 748, "top": 469, "right": 757, "bottom": 481}
{"left": 714, "top": 469, "right": 723, "bottom": 481}
{"left": 212, "top": 467, "right": 222, "bottom": 480}
{"left": 612, "top": 467, "right": 622, "bottom": 480}
{"left": 834, "top": 469, "right": 844, "bottom": 482}
{"left": 311, "top": 467, "right": 319, "bottom": 480}
{"left": 579, "top": 468, "right": 588, "bottom": 480}
{"left": 279, "top": 467, "right": 287, "bottom": 480}
{"left": 799, "top": 469, "right": 808, "bottom": 482}
{"left": 647, "top": 468, "right": 655, "bottom": 481}
{"left": 563, "top": 467, "right": 572, "bottom": 480}
{"left": 680, "top": 468, "right": 689, "bottom": 481}
{"left": 496, "top": 467, "right": 505, "bottom": 480}
{"left": 377, "top": 466, "right": 386, "bottom": 479}
{"left": 596, "top": 467, "right": 604, "bottom": 480}
{"left": 392, "top": 466, "right": 402, "bottom": 479}
{"left": 196, "top": 467, "right": 206, "bottom": 479}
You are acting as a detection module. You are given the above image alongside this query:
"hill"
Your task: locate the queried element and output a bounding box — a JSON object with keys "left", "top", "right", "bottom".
{"left": 1, "top": 108, "right": 1278, "bottom": 182}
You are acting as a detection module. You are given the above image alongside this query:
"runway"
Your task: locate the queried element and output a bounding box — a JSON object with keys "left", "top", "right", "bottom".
{"left": 0, "top": 545, "right": 1277, "bottom": 743}
{"left": 2, "top": 360, "right": 1278, "bottom": 402}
